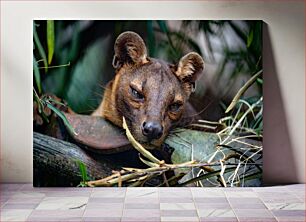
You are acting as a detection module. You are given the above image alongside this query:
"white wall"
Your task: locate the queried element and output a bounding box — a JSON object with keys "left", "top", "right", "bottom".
{"left": 1, "top": 1, "right": 305, "bottom": 184}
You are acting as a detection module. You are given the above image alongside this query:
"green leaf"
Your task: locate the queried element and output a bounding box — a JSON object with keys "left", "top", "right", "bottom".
{"left": 157, "top": 21, "right": 178, "bottom": 58}
{"left": 33, "top": 22, "right": 48, "bottom": 72}
{"left": 147, "top": 21, "right": 156, "bottom": 56}
{"left": 33, "top": 56, "right": 42, "bottom": 94}
{"left": 44, "top": 22, "right": 80, "bottom": 98}
{"left": 166, "top": 130, "right": 220, "bottom": 164}
{"left": 256, "top": 78, "right": 263, "bottom": 85}
{"left": 228, "top": 21, "right": 247, "bottom": 43}
{"left": 67, "top": 22, "right": 80, "bottom": 62}
{"left": 247, "top": 29, "right": 254, "bottom": 48}
{"left": 47, "top": 20, "right": 55, "bottom": 65}
{"left": 157, "top": 20, "right": 168, "bottom": 34}
{"left": 43, "top": 48, "right": 69, "bottom": 97}
{"left": 77, "top": 160, "right": 89, "bottom": 182}
{"left": 65, "top": 37, "right": 110, "bottom": 113}
{"left": 46, "top": 102, "right": 77, "bottom": 135}
{"left": 170, "top": 31, "right": 202, "bottom": 56}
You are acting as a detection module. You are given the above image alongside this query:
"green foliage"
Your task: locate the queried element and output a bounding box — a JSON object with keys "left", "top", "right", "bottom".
{"left": 33, "top": 56, "right": 41, "bottom": 94}
{"left": 34, "top": 90, "right": 77, "bottom": 135}
{"left": 34, "top": 20, "right": 262, "bottom": 118}
{"left": 224, "top": 71, "right": 264, "bottom": 137}
{"left": 33, "top": 21, "right": 76, "bottom": 134}
{"left": 33, "top": 23, "right": 48, "bottom": 73}
{"left": 165, "top": 129, "right": 262, "bottom": 187}
{"left": 47, "top": 20, "right": 55, "bottom": 65}
{"left": 247, "top": 29, "right": 254, "bottom": 48}
{"left": 46, "top": 102, "right": 76, "bottom": 135}
{"left": 76, "top": 160, "right": 89, "bottom": 187}
{"left": 65, "top": 38, "right": 110, "bottom": 113}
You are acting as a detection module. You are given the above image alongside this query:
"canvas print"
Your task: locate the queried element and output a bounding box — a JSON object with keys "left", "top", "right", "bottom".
{"left": 33, "top": 20, "right": 262, "bottom": 187}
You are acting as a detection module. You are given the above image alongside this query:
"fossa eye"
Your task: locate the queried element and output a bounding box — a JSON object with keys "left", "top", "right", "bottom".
{"left": 169, "top": 102, "right": 182, "bottom": 112}
{"left": 130, "top": 86, "right": 144, "bottom": 100}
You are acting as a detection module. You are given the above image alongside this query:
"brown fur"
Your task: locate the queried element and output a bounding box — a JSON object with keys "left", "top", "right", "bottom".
{"left": 92, "top": 31, "right": 204, "bottom": 148}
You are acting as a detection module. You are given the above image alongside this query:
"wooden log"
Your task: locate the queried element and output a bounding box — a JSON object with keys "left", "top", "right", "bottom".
{"left": 33, "top": 132, "right": 120, "bottom": 187}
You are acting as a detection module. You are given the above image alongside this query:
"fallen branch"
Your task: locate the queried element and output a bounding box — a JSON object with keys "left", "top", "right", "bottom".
{"left": 33, "top": 132, "right": 118, "bottom": 186}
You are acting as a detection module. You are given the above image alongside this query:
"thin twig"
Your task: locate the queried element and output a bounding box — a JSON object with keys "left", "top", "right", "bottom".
{"left": 226, "top": 70, "right": 263, "bottom": 113}
{"left": 162, "top": 173, "right": 170, "bottom": 187}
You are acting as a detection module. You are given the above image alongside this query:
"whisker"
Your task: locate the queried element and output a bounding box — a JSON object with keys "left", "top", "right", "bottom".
{"left": 93, "top": 91, "right": 104, "bottom": 98}
{"left": 97, "top": 82, "right": 109, "bottom": 91}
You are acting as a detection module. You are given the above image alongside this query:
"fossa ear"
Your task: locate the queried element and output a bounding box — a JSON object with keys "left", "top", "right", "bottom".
{"left": 112, "top": 31, "right": 148, "bottom": 69}
{"left": 175, "top": 52, "right": 204, "bottom": 95}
